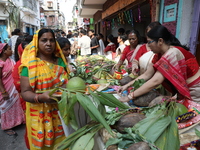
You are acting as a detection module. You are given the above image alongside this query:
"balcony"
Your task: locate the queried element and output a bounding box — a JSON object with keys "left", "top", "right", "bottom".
{"left": 78, "top": 0, "right": 106, "bottom": 18}
{"left": 23, "top": 0, "right": 37, "bottom": 12}
{"left": 21, "top": 7, "right": 37, "bottom": 17}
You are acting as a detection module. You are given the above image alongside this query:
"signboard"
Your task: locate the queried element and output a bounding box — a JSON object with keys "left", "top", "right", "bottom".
{"left": 164, "top": 3, "right": 177, "bottom": 22}
{"left": 40, "top": 13, "right": 45, "bottom": 23}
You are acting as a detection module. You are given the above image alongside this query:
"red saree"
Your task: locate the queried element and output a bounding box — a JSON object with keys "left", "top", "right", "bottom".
{"left": 153, "top": 46, "right": 200, "bottom": 105}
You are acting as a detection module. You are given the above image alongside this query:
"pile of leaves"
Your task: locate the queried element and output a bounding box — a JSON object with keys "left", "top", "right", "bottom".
{"left": 106, "top": 101, "right": 180, "bottom": 150}
{"left": 69, "top": 55, "right": 117, "bottom": 84}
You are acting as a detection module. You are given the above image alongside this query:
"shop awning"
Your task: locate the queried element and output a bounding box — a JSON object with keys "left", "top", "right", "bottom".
{"left": 102, "top": 0, "right": 146, "bottom": 19}
{"left": 79, "top": 0, "right": 107, "bottom": 18}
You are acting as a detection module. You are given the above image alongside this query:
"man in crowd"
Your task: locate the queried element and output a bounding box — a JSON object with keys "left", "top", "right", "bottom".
{"left": 88, "top": 29, "right": 99, "bottom": 55}
{"left": 67, "top": 30, "right": 72, "bottom": 39}
{"left": 8, "top": 28, "right": 21, "bottom": 60}
{"left": 77, "top": 29, "right": 91, "bottom": 56}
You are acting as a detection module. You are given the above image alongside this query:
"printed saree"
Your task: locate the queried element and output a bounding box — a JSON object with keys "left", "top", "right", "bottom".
{"left": 0, "top": 58, "right": 25, "bottom": 130}
{"left": 153, "top": 46, "right": 200, "bottom": 106}
{"left": 20, "top": 30, "right": 69, "bottom": 150}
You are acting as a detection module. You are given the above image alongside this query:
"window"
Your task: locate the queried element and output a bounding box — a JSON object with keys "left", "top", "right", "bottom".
{"left": 47, "top": 1, "right": 53, "bottom": 9}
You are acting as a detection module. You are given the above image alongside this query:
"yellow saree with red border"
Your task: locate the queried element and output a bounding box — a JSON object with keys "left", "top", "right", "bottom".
{"left": 20, "top": 30, "right": 69, "bottom": 150}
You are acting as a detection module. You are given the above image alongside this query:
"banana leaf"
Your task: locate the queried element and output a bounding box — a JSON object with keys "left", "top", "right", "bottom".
{"left": 58, "top": 91, "right": 78, "bottom": 130}
{"left": 140, "top": 115, "right": 171, "bottom": 143}
{"left": 76, "top": 92, "right": 114, "bottom": 136}
{"left": 71, "top": 124, "right": 102, "bottom": 150}
{"left": 155, "top": 102, "right": 180, "bottom": 150}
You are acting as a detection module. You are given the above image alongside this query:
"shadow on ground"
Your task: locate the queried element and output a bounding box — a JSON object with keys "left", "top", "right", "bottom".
{"left": 0, "top": 124, "right": 27, "bottom": 150}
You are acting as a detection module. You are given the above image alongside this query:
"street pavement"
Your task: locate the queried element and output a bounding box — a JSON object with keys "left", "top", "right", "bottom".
{"left": 0, "top": 124, "right": 27, "bottom": 150}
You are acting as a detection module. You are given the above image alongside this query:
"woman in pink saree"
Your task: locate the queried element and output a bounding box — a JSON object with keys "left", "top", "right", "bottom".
{"left": 0, "top": 43, "right": 25, "bottom": 135}
{"left": 115, "top": 30, "right": 141, "bottom": 72}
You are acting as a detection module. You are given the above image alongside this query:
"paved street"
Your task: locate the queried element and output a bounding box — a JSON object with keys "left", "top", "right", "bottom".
{"left": 0, "top": 124, "right": 27, "bottom": 150}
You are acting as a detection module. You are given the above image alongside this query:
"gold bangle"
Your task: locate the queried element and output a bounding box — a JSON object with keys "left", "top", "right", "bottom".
{"left": 0, "top": 90, "right": 7, "bottom": 94}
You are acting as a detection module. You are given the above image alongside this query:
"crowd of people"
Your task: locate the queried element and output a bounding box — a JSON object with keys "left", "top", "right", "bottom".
{"left": 0, "top": 21, "right": 199, "bottom": 150}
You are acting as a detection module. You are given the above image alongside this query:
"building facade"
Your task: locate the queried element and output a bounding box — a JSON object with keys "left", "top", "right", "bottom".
{"left": 77, "top": 0, "right": 200, "bottom": 64}
{"left": 40, "top": 0, "right": 65, "bottom": 31}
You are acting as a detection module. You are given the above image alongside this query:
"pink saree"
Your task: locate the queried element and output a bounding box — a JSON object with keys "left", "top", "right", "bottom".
{"left": 0, "top": 58, "right": 25, "bottom": 130}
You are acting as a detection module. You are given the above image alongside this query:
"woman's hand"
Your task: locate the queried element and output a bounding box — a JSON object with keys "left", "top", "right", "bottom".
{"left": 2, "top": 92, "right": 9, "bottom": 100}
{"left": 119, "top": 96, "right": 130, "bottom": 103}
{"left": 39, "top": 91, "right": 57, "bottom": 104}
{"left": 117, "top": 84, "right": 130, "bottom": 94}
{"left": 132, "top": 64, "right": 139, "bottom": 75}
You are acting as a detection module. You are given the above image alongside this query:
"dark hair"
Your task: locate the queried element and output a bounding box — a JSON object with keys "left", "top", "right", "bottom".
{"left": 129, "top": 29, "right": 141, "bottom": 44}
{"left": 147, "top": 25, "right": 189, "bottom": 50}
{"left": 107, "top": 34, "right": 114, "bottom": 43}
{"left": 14, "top": 29, "right": 21, "bottom": 35}
{"left": 89, "top": 29, "right": 95, "bottom": 33}
{"left": 61, "top": 31, "right": 65, "bottom": 34}
{"left": 125, "top": 30, "right": 131, "bottom": 36}
{"left": 118, "top": 28, "right": 125, "bottom": 35}
{"left": 73, "top": 33, "right": 78, "bottom": 37}
{"left": 118, "top": 34, "right": 127, "bottom": 42}
{"left": 57, "top": 37, "right": 71, "bottom": 49}
{"left": 0, "top": 44, "right": 8, "bottom": 56}
{"left": 11, "top": 31, "right": 15, "bottom": 36}
{"left": 68, "top": 30, "right": 72, "bottom": 32}
{"left": 25, "top": 35, "right": 33, "bottom": 43}
{"left": 98, "top": 33, "right": 104, "bottom": 39}
{"left": 38, "top": 28, "right": 56, "bottom": 41}
{"left": 80, "top": 29, "right": 87, "bottom": 35}
{"left": 147, "top": 21, "right": 161, "bottom": 30}
{"left": 21, "top": 41, "right": 28, "bottom": 49}
{"left": 14, "top": 36, "right": 25, "bottom": 61}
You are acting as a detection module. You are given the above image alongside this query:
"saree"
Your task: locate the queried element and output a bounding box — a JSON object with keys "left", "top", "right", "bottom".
{"left": 12, "top": 43, "right": 26, "bottom": 110}
{"left": 153, "top": 46, "right": 200, "bottom": 104}
{"left": 20, "top": 30, "right": 69, "bottom": 150}
{"left": 120, "top": 45, "right": 137, "bottom": 68}
{"left": 130, "top": 44, "right": 154, "bottom": 75}
{"left": 0, "top": 58, "right": 25, "bottom": 130}
{"left": 104, "top": 42, "right": 116, "bottom": 60}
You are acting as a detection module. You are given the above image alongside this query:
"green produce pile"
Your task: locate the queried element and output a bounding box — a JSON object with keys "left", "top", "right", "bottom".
{"left": 52, "top": 84, "right": 183, "bottom": 150}
{"left": 69, "top": 55, "right": 118, "bottom": 85}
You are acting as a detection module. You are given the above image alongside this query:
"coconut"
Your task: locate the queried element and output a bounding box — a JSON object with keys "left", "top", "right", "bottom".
{"left": 66, "top": 77, "right": 86, "bottom": 91}
{"left": 97, "top": 79, "right": 108, "bottom": 84}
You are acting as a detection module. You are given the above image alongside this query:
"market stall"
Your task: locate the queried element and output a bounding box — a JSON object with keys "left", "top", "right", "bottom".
{"left": 51, "top": 55, "right": 200, "bottom": 150}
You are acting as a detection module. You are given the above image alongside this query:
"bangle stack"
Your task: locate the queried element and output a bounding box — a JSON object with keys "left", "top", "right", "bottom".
{"left": 0, "top": 90, "right": 7, "bottom": 94}
{"left": 34, "top": 94, "right": 40, "bottom": 103}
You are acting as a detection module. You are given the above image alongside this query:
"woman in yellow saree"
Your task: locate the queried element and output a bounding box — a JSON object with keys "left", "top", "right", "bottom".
{"left": 20, "top": 29, "right": 69, "bottom": 150}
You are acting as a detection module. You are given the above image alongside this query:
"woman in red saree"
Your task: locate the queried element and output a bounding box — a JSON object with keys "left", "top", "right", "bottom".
{"left": 118, "top": 25, "right": 200, "bottom": 110}
{"left": 130, "top": 22, "right": 161, "bottom": 75}
{"left": 104, "top": 34, "right": 116, "bottom": 60}
{"left": 115, "top": 30, "right": 141, "bottom": 72}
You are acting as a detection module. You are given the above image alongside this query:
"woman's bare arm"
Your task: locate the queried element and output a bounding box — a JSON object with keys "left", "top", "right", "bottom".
{"left": 20, "top": 76, "right": 56, "bottom": 103}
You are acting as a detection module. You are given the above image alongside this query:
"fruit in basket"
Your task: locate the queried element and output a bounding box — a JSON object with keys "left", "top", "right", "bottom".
{"left": 66, "top": 77, "right": 86, "bottom": 91}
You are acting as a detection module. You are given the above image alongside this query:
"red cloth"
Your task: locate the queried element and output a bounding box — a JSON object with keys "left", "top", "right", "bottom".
{"left": 104, "top": 43, "right": 116, "bottom": 53}
{"left": 120, "top": 45, "right": 135, "bottom": 68}
{"left": 18, "top": 43, "right": 23, "bottom": 57}
{"left": 134, "top": 44, "right": 148, "bottom": 61}
{"left": 12, "top": 60, "right": 26, "bottom": 110}
{"left": 153, "top": 46, "right": 199, "bottom": 100}
{"left": 12, "top": 43, "right": 26, "bottom": 110}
